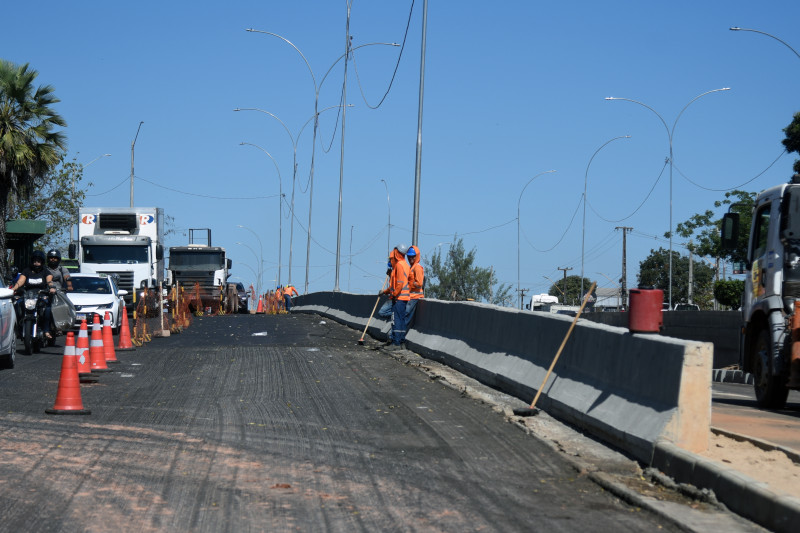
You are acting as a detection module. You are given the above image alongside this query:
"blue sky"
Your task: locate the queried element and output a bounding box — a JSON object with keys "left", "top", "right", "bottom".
{"left": 3, "top": 1, "right": 799, "bottom": 304}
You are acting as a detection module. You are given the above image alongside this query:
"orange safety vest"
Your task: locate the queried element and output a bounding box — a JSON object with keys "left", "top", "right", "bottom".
{"left": 389, "top": 261, "right": 410, "bottom": 301}
{"left": 409, "top": 262, "right": 424, "bottom": 300}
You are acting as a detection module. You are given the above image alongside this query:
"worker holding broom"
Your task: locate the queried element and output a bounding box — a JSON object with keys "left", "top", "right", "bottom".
{"left": 381, "top": 244, "right": 410, "bottom": 349}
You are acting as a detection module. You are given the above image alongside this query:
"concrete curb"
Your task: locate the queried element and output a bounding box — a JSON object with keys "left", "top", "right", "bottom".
{"left": 652, "top": 441, "right": 800, "bottom": 533}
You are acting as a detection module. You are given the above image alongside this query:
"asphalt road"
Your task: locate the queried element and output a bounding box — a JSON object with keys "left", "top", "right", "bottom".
{"left": 0, "top": 314, "right": 763, "bottom": 532}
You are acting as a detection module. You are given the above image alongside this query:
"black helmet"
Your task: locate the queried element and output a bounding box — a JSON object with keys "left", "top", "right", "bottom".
{"left": 47, "top": 249, "right": 61, "bottom": 261}
{"left": 31, "top": 250, "right": 46, "bottom": 271}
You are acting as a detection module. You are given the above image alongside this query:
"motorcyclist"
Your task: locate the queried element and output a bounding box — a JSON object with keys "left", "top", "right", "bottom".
{"left": 11, "top": 250, "right": 55, "bottom": 339}
{"left": 46, "top": 249, "right": 73, "bottom": 291}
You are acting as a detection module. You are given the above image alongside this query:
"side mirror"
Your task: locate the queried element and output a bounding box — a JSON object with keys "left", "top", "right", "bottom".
{"left": 226, "top": 258, "right": 232, "bottom": 269}
{"left": 720, "top": 212, "right": 739, "bottom": 251}
{"left": 156, "top": 244, "right": 164, "bottom": 261}
{"left": 68, "top": 242, "right": 77, "bottom": 260}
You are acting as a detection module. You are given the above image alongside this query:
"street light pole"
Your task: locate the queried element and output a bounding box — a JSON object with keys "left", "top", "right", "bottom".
{"left": 239, "top": 142, "right": 283, "bottom": 287}
{"left": 605, "top": 88, "right": 730, "bottom": 308}
{"left": 130, "top": 121, "right": 143, "bottom": 208}
{"left": 237, "top": 242, "right": 262, "bottom": 295}
{"left": 730, "top": 27, "right": 800, "bottom": 62}
{"left": 237, "top": 224, "right": 264, "bottom": 294}
{"left": 380, "top": 179, "right": 391, "bottom": 255}
{"left": 234, "top": 105, "right": 350, "bottom": 287}
{"left": 517, "top": 170, "right": 556, "bottom": 309}
{"left": 73, "top": 154, "right": 110, "bottom": 243}
{"left": 246, "top": 28, "right": 399, "bottom": 293}
{"left": 412, "top": 0, "right": 428, "bottom": 246}
{"left": 581, "top": 136, "right": 630, "bottom": 300}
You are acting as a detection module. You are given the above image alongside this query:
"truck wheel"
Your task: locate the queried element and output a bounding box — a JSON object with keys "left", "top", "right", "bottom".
{"left": 752, "top": 328, "right": 789, "bottom": 409}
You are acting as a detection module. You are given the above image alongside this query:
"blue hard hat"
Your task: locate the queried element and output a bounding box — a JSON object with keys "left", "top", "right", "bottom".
{"left": 406, "top": 247, "right": 416, "bottom": 257}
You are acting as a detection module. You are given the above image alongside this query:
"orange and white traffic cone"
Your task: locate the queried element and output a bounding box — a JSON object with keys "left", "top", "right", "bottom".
{"left": 256, "top": 296, "right": 264, "bottom": 314}
{"left": 102, "top": 311, "right": 119, "bottom": 364}
{"left": 45, "top": 332, "right": 91, "bottom": 415}
{"left": 75, "top": 319, "right": 98, "bottom": 383}
{"left": 89, "top": 314, "right": 111, "bottom": 373}
{"left": 117, "top": 301, "right": 134, "bottom": 351}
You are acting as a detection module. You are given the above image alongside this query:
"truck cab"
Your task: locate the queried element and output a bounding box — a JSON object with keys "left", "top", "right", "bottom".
{"left": 722, "top": 178, "right": 800, "bottom": 408}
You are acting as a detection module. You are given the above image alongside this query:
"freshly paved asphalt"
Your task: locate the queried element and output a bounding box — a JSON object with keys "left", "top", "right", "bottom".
{"left": 0, "top": 313, "right": 765, "bottom": 532}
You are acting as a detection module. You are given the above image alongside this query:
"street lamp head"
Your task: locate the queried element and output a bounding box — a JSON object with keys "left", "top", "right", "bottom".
{"left": 730, "top": 27, "right": 742, "bottom": 31}
{"left": 605, "top": 97, "right": 619, "bottom": 100}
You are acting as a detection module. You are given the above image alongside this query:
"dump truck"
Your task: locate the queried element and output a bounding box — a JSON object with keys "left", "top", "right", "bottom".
{"left": 721, "top": 174, "right": 800, "bottom": 408}
{"left": 167, "top": 229, "right": 232, "bottom": 313}
{"left": 70, "top": 207, "right": 164, "bottom": 295}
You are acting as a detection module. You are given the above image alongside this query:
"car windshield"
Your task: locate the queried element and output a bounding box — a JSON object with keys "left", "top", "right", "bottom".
{"left": 70, "top": 277, "right": 112, "bottom": 294}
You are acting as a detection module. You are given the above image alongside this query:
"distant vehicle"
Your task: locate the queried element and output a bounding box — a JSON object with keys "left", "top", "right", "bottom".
{"left": 673, "top": 303, "right": 700, "bottom": 311}
{"left": 235, "top": 282, "right": 249, "bottom": 313}
{"left": 65, "top": 273, "right": 128, "bottom": 334}
{"left": 167, "top": 229, "right": 232, "bottom": 313}
{"left": 60, "top": 258, "right": 80, "bottom": 273}
{"left": 0, "top": 288, "right": 16, "bottom": 369}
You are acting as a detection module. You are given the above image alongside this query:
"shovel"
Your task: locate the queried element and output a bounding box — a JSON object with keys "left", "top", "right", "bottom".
{"left": 358, "top": 275, "right": 389, "bottom": 345}
{"left": 514, "top": 282, "right": 596, "bottom": 417}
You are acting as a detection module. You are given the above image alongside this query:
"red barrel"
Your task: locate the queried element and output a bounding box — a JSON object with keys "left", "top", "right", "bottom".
{"left": 628, "top": 288, "right": 663, "bottom": 333}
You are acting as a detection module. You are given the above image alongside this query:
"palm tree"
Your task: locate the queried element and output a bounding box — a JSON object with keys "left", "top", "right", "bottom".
{"left": 0, "top": 60, "right": 66, "bottom": 278}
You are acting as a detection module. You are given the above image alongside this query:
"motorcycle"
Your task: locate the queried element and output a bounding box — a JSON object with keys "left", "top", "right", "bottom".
{"left": 15, "top": 289, "right": 53, "bottom": 355}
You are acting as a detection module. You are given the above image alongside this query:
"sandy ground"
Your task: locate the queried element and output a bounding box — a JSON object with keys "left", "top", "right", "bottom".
{"left": 700, "top": 432, "right": 800, "bottom": 499}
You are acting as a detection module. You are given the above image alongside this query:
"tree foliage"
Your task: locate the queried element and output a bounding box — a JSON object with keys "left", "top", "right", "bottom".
{"left": 0, "top": 60, "right": 67, "bottom": 277}
{"left": 783, "top": 111, "right": 800, "bottom": 173}
{"left": 8, "top": 154, "right": 87, "bottom": 254}
{"left": 546, "top": 275, "right": 595, "bottom": 306}
{"left": 674, "top": 190, "right": 756, "bottom": 265}
{"left": 426, "top": 237, "right": 512, "bottom": 305}
{"left": 637, "top": 247, "right": 716, "bottom": 308}
{"left": 714, "top": 279, "right": 744, "bottom": 310}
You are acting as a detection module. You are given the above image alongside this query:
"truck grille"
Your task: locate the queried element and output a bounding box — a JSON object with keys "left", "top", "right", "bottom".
{"left": 98, "top": 271, "right": 134, "bottom": 294}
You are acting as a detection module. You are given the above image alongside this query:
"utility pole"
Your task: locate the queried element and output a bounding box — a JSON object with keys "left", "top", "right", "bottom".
{"left": 616, "top": 226, "right": 632, "bottom": 310}
{"left": 688, "top": 243, "right": 694, "bottom": 305}
{"left": 517, "top": 287, "right": 528, "bottom": 309}
{"left": 558, "top": 267, "right": 572, "bottom": 304}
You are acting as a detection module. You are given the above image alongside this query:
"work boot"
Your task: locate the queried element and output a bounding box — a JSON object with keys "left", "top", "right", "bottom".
{"left": 381, "top": 338, "right": 393, "bottom": 346}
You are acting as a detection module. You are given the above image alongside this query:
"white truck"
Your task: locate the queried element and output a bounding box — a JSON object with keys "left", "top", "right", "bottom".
{"left": 69, "top": 207, "right": 165, "bottom": 296}
{"left": 167, "top": 229, "right": 232, "bottom": 313}
{"left": 721, "top": 176, "right": 800, "bottom": 408}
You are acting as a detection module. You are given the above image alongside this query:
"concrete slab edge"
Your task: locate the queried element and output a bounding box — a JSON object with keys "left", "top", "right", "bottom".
{"left": 652, "top": 440, "right": 800, "bottom": 533}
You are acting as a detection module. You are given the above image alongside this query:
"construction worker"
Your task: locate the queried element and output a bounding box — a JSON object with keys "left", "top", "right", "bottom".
{"left": 405, "top": 245, "right": 424, "bottom": 329}
{"left": 381, "top": 244, "right": 410, "bottom": 349}
{"left": 284, "top": 284, "right": 299, "bottom": 311}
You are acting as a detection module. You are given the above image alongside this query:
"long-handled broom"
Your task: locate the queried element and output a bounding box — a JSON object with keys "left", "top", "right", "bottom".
{"left": 514, "top": 282, "right": 597, "bottom": 416}
{"left": 358, "top": 275, "right": 390, "bottom": 345}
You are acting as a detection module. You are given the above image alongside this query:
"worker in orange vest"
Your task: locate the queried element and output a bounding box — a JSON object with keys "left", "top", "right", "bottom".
{"left": 405, "top": 245, "right": 424, "bottom": 330}
{"left": 381, "top": 244, "right": 410, "bottom": 349}
{"left": 283, "top": 284, "right": 299, "bottom": 311}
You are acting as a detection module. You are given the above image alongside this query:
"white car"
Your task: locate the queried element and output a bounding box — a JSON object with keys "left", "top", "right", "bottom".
{"left": 66, "top": 274, "right": 128, "bottom": 333}
{"left": 0, "top": 288, "right": 17, "bottom": 369}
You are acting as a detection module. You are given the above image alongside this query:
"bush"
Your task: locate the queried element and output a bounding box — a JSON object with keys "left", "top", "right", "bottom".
{"left": 714, "top": 279, "right": 744, "bottom": 310}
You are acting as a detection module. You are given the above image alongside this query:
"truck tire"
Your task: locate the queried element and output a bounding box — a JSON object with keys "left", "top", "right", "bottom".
{"left": 752, "top": 327, "right": 789, "bottom": 409}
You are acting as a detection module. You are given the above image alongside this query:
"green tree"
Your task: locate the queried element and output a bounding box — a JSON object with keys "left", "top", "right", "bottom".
{"left": 8, "top": 154, "right": 87, "bottom": 254}
{"left": 637, "top": 247, "right": 716, "bottom": 308}
{"left": 0, "top": 60, "right": 67, "bottom": 277}
{"left": 674, "top": 190, "right": 756, "bottom": 265}
{"left": 783, "top": 111, "right": 800, "bottom": 173}
{"left": 426, "top": 237, "right": 512, "bottom": 305}
{"left": 546, "top": 275, "right": 595, "bottom": 306}
{"left": 714, "top": 279, "right": 744, "bottom": 310}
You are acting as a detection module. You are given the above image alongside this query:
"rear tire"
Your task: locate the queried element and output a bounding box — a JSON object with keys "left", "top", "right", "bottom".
{"left": 752, "top": 327, "right": 790, "bottom": 409}
{"left": 0, "top": 340, "right": 15, "bottom": 369}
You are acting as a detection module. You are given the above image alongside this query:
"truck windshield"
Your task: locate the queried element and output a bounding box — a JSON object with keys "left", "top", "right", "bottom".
{"left": 82, "top": 245, "right": 149, "bottom": 264}
{"left": 169, "top": 252, "right": 224, "bottom": 270}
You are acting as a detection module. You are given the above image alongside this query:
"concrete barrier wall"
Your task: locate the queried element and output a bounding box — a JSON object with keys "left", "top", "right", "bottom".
{"left": 293, "top": 293, "right": 713, "bottom": 464}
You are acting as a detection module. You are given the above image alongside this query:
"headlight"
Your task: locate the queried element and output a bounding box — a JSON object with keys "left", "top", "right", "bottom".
{"left": 97, "top": 302, "right": 113, "bottom": 309}
{"left": 25, "top": 299, "right": 37, "bottom": 310}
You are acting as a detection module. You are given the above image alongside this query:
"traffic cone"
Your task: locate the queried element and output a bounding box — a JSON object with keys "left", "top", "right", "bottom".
{"left": 256, "top": 296, "right": 264, "bottom": 314}
{"left": 45, "top": 332, "right": 91, "bottom": 415}
{"left": 75, "top": 319, "right": 98, "bottom": 383}
{"left": 89, "top": 314, "right": 111, "bottom": 373}
{"left": 117, "top": 301, "right": 134, "bottom": 351}
{"left": 102, "top": 311, "right": 119, "bottom": 364}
